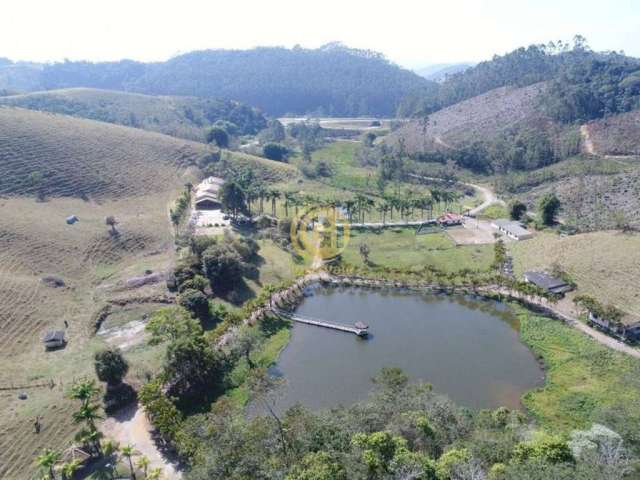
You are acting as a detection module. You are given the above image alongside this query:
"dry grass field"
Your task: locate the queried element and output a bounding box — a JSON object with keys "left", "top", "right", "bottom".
{"left": 0, "top": 107, "right": 292, "bottom": 478}
{"left": 510, "top": 230, "right": 640, "bottom": 316}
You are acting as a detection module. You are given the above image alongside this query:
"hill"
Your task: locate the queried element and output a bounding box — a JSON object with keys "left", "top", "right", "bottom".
{"left": 400, "top": 39, "right": 640, "bottom": 119}
{"left": 0, "top": 106, "right": 295, "bottom": 477}
{"left": 0, "top": 44, "right": 432, "bottom": 117}
{"left": 584, "top": 110, "right": 640, "bottom": 156}
{"left": 391, "top": 82, "right": 549, "bottom": 153}
{"left": 415, "top": 62, "right": 474, "bottom": 82}
{"left": 388, "top": 82, "right": 584, "bottom": 174}
{"left": 0, "top": 88, "right": 267, "bottom": 141}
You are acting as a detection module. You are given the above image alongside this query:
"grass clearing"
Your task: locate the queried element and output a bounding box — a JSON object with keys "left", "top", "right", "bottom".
{"left": 519, "top": 308, "right": 640, "bottom": 433}
{"left": 477, "top": 203, "right": 508, "bottom": 220}
{"left": 341, "top": 228, "right": 494, "bottom": 272}
{"left": 510, "top": 230, "right": 640, "bottom": 316}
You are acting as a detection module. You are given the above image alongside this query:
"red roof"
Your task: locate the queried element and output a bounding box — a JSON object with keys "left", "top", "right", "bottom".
{"left": 438, "top": 212, "right": 463, "bottom": 222}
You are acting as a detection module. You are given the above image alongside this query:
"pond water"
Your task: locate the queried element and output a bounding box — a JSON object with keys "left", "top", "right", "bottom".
{"left": 270, "top": 286, "right": 544, "bottom": 411}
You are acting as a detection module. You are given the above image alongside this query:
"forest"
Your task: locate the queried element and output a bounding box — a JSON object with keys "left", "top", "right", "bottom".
{"left": 1, "top": 44, "right": 431, "bottom": 116}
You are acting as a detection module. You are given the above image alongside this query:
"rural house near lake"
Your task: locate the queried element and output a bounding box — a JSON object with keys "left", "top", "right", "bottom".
{"left": 523, "top": 271, "right": 573, "bottom": 295}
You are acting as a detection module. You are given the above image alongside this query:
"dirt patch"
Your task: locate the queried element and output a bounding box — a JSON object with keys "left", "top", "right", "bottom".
{"left": 446, "top": 221, "right": 497, "bottom": 245}
{"left": 101, "top": 404, "right": 182, "bottom": 478}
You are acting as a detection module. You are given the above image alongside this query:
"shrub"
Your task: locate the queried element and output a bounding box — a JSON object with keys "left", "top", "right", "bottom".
{"left": 206, "top": 126, "right": 230, "bottom": 148}
{"left": 94, "top": 348, "right": 129, "bottom": 387}
{"left": 178, "top": 288, "right": 210, "bottom": 323}
{"left": 202, "top": 243, "right": 245, "bottom": 292}
{"left": 263, "top": 143, "right": 289, "bottom": 161}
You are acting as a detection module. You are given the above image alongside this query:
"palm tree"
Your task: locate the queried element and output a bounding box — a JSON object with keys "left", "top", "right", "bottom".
{"left": 284, "top": 192, "right": 295, "bottom": 218}
{"left": 270, "top": 190, "right": 281, "bottom": 217}
{"left": 344, "top": 199, "right": 357, "bottom": 223}
{"left": 60, "top": 459, "right": 82, "bottom": 480}
{"left": 136, "top": 456, "right": 150, "bottom": 479}
{"left": 377, "top": 201, "right": 390, "bottom": 225}
{"left": 424, "top": 197, "right": 434, "bottom": 220}
{"left": 72, "top": 402, "right": 102, "bottom": 432}
{"left": 430, "top": 189, "right": 442, "bottom": 213}
{"left": 184, "top": 182, "right": 193, "bottom": 203}
{"left": 70, "top": 380, "right": 100, "bottom": 404}
{"left": 256, "top": 185, "right": 267, "bottom": 214}
{"left": 120, "top": 444, "right": 137, "bottom": 480}
{"left": 362, "top": 197, "right": 375, "bottom": 223}
{"left": 147, "top": 468, "right": 163, "bottom": 480}
{"left": 75, "top": 427, "right": 103, "bottom": 456}
{"left": 36, "top": 449, "right": 60, "bottom": 479}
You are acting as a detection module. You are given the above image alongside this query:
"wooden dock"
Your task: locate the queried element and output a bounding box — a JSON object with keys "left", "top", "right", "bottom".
{"left": 274, "top": 309, "right": 369, "bottom": 337}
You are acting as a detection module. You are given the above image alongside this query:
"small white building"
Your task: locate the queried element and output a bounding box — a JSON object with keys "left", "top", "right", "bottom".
{"left": 492, "top": 219, "right": 533, "bottom": 241}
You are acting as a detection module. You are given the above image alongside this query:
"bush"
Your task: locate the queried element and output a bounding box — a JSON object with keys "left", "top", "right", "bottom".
{"left": 206, "top": 126, "right": 230, "bottom": 148}
{"left": 538, "top": 193, "right": 561, "bottom": 226}
{"left": 202, "top": 243, "right": 245, "bottom": 292}
{"left": 509, "top": 201, "right": 527, "bottom": 220}
{"left": 94, "top": 348, "right": 129, "bottom": 387}
{"left": 179, "top": 274, "right": 208, "bottom": 293}
{"left": 178, "top": 288, "right": 210, "bottom": 323}
{"left": 263, "top": 143, "right": 289, "bottom": 161}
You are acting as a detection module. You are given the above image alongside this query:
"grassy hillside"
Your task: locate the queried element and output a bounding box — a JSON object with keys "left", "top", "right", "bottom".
{"left": 0, "top": 88, "right": 267, "bottom": 141}
{"left": 0, "top": 107, "right": 294, "bottom": 477}
{"left": 511, "top": 230, "right": 640, "bottom": 315}
{"left": 0, "top": 107, "right": 294, "bottom": 200}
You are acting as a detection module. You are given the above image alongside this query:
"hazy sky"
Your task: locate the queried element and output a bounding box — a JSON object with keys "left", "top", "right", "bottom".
{"left": 2, "top": 0, "right": 638, "bottom": 68}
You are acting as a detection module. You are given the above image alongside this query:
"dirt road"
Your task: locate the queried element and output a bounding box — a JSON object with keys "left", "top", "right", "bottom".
{"left": 486, "top": 287, "right": 640, "bottom": 359}
{"left": 102, "top": 403, "right": 182, "bottom": 478}
{"left": 409, "top": 173, "right": 504, "bottom": 216}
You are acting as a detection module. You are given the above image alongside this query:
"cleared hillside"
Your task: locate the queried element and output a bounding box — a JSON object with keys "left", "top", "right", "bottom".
{"left": 390, "top": 83, "right": 550, "bottom": 154}
{"left": 585, "top": 110, "right": 640, "bottom": 156}
{"left": 0, "top": 88, "right": 267, "bottom": 141}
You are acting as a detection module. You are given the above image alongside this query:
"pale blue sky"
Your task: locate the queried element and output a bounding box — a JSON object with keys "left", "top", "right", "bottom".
{"left": 1, "top": 0, "right": 638, "bottom": 67}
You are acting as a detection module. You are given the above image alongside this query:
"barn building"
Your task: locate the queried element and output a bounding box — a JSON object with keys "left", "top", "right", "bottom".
{"left": 492, "top": 219, "right": 533, "bottom": 241}
{"left": 195, "top": 177, "right": 224, "bottom": 210}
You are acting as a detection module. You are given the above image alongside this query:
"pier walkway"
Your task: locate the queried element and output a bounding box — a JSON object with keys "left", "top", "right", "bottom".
{"left": 274, "top": 308, "right": 369, "bottom": 337}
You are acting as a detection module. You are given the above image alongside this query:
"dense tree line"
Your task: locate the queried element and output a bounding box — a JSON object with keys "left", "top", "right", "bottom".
{"left": 11, "top": 44, "right": 429, "bottom": 116}
{"left": 179, "top": 368, "right": 636, "bottom": 480}
{"left": 542, "top": 53, "right": 640, "bottom": 123}
{"left": 399, "top": 36, "right": 640, "bottom": 122}
{"left": 409, "top": 124, "right": 581, "bottom": 174}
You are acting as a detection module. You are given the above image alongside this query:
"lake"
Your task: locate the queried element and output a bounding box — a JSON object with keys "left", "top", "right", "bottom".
{"left": 270, "top": 286, "right": 544, "bottom": 411}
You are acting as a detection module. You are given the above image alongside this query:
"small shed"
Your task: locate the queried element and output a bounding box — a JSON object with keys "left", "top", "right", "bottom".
{"left": 523, "top": 271, "right": 572, "bottom": 295}
{"left": 43, "top": 330, "right": 66, "bottom": 350}
{"left": 66, "top": 215, "right": 79, "bottom": 225}
{"left": 492, "top": 219, "right": 533, "bottom": 240}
